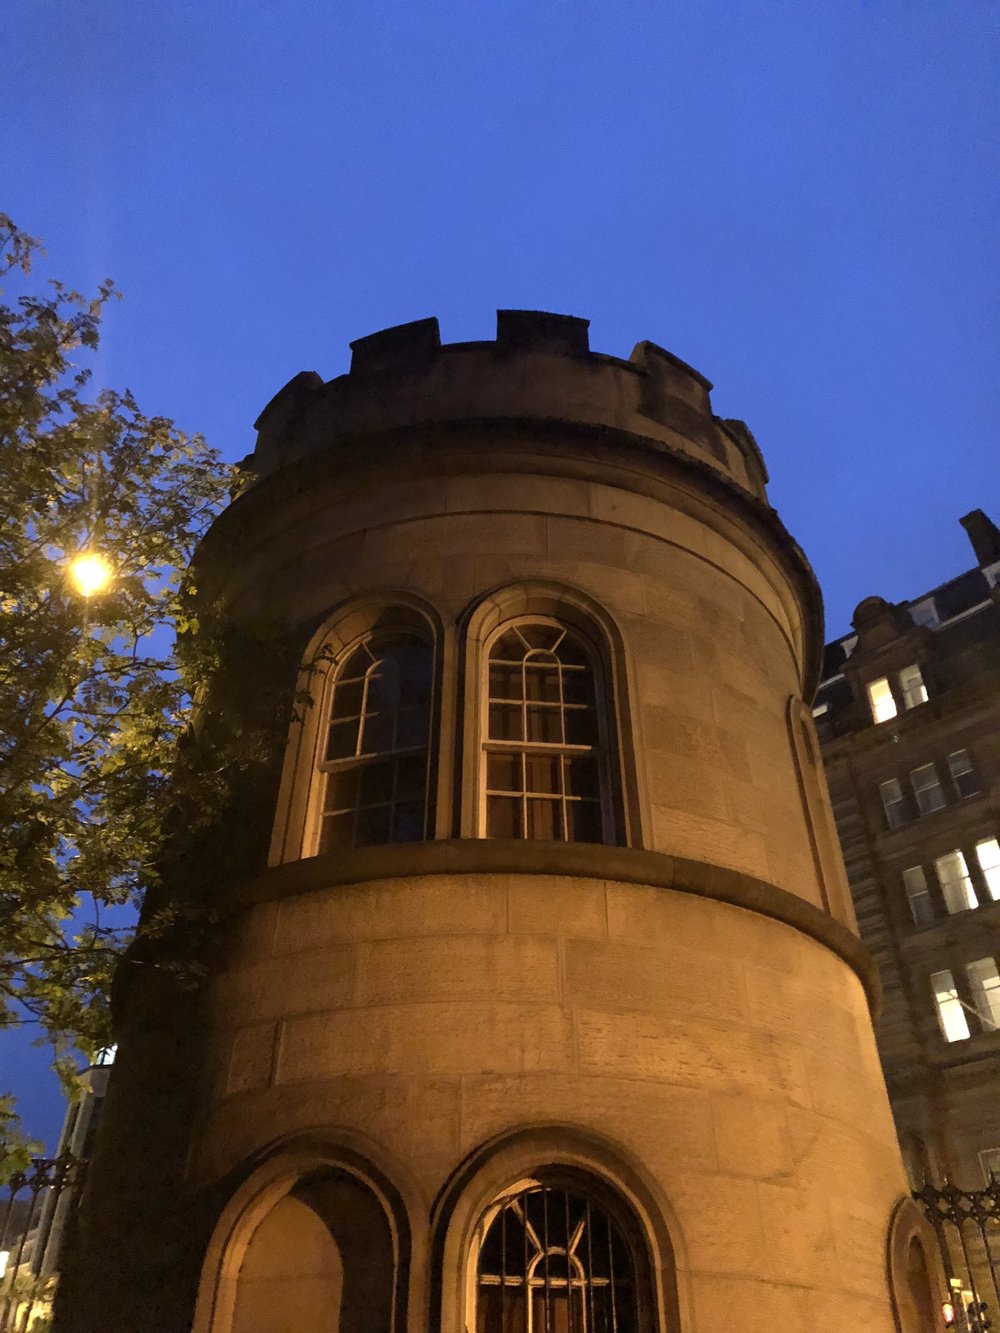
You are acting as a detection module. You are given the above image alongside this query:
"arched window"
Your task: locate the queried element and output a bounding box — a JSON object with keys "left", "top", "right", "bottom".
{"left": 483, "top": 621, "right": 613, "bottom": 843}
{"left": 473, "top": 1177, "right": 641, "bottom": 1332}
{"left": 318, "top": 630, "right": 432, "bottom": 852}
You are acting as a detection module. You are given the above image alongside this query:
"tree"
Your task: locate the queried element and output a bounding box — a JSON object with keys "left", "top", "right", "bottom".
{"left": 0, "top": 214, "right": 235, "bottom": 1089}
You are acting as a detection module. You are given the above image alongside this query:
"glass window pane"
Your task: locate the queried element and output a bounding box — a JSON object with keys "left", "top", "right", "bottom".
{"left": 966, "top": 958, "right": 1000, "bottom": 1032}
{"left": 487, "top": 752, "right": 521, "bottom": 793}
{"left": 331, "top": 677, "right": 364, "bottom": 720}
{"left": 947, "top": 749, "right": 980, "bottom": 798}
{"left": 562, "top": 667, "right": 595, "bottom": 706}
{"left": 567, "top": 800, "right": 603, "bottom": 843}
{"left": 523, "top": 662, "right": 562, "bottom": 703}
{"left": 319, "top": 811, "right": 354, "bottom": 853}
{"left": 391, "top": 640, "right": 432, "bottom": 703}
{"left": 527, "top": 798, "right": 561, "bottom": 840}
{"left": 488, "top": 663, "right": 522, "bottom": 701}
{"left": 327, "top": 718, "right": 359, "bottom": 761}
{"left": 899, "top": 663, "right": 928, "bottom": 710}
{"left": 358, "top": 758, "right": 395, "bottom": 806}
{"left": 564, "top": 706, "right": 597, "bottom": 746}
{"left": 491, "top": 629, "right": 525, "bottom": 661}
{"left": 525, "top": 754, "right": 560, "bottom": 795}
{"left": 395, "top": 704, "right": 429, "bottom": 748}
{"left": 356, "top": 804, "right": 392, "bottom": 847}
{"left": 395, "top": 753, "right": 427, "bottom": 802}
{"left": 390, "top": 801, "right": 425, "bottom": 843}
{"left": 902, "top": 866, "right": 934, "bottom": 926}
{"left": 867, "top": 676, "right": 897, "bottom": 723}
{"left": 931, "top": 970, "right": 971, "bottom": 1042}
{"left": 489, "top": 703, "right": 522, "bottom": 741}
{"left": 935, "top": 850, "right": 977, "bottom": 913}
{"left": 486, "top": 795, "right": 521, "bottom": 839}
{"left": 324, "top": 767, "right": 360, "bottom": 812}
{"left": 361, "top": 708, "right": 395, "bottom": 754}
{"left": 911, "top": 764, "right": 946, "bottom": 816}
{"left": 564, "top": 756, "right": 599, "bottom": 800}
{"left": 976, "top": 838, "right": 1000, "bottom": 901}
{"left": 517, "top": 624, "right": 558, "bottom": 650}
{"left": 526, "top": 705, "right": 562, "bottom": 744}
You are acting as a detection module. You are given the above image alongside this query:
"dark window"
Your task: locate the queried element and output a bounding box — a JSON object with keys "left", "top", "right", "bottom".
{"left": 475, "top": 1181, "right": 639, "bottom": 1333}
{"left": 485, "top": 623, "right": 612, "bottom": 844}
{"left": 318, "top": 632, "right": 432, "bottom": 852}
{"left": 947, "top": 749, "right": 980, "bottom": 799}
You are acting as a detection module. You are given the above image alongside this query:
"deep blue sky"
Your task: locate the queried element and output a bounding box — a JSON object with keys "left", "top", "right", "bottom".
{"left": 5, "top": 1, "right": 998, "bottom": 1146}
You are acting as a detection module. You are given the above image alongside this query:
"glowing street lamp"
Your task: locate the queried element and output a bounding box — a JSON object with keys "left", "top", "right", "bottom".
{"left": 68, "top": 552, "right": 113, "bottom": 598}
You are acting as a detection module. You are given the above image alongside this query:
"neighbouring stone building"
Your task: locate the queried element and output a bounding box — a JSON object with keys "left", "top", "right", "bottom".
{"left": 813, "top": 511, "right": 1000, "bottom": 1198}
{"left": 55, "top": 312, "right": 940, "bottom": 1332}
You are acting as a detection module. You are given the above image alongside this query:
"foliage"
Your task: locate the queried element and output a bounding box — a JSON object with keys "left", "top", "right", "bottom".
{"left": 0, "top": 1093, "right": 41, "bottom": 1182}
{"left": 0, "top": 214, "right": 235, "bottom": 1067}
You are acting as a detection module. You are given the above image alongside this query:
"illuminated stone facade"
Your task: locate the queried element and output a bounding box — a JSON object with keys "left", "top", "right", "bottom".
{"left": 814, "top": 512, "right": 1000, "bottom": 1195}
{"left": 56, "top": 313, "right": 936, "bottom": 1331}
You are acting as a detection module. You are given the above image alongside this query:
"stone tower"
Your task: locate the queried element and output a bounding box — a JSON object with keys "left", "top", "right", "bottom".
{"left": 58, "top": 312, "right": 941, "bottom": 1332}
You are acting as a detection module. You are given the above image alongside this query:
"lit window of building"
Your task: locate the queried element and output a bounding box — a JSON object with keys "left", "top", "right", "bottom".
{"left": 947, "top": 749, "right": 980, "bottom": 799}
{"left": 935, "top": 850, "right": 978, "bottom": 914}
{"left": 966, "top": 958, "right": 1000, "bottom": 1032}
{"left": 867, "top": 676, "right": 897, "bottom": 724}
{"left": 902, "top": 866, "right": 934, "bottom": 926}
{"left": 911, "top": 763, "right": 947, "bottom": 816}
{"left": 975, "top": 837, "right": 1000, "bottom": 902}
{"left": 931, "top": 970, "right": 971, "bottom": 1042}
{"left": 899, "top": 663, "right": 928, "bottom": 710}
{"left": 880, "top": 778, "right": 909, "bottom": 829}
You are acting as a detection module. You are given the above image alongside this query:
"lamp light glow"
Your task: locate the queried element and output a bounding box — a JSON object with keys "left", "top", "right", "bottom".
{"left": 68, "top": 552, "right": 113, "bottom": 597}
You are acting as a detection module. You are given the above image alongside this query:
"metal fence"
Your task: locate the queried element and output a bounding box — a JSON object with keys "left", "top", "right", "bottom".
{"left": 0, "top": 1153, "right": 82, "bottom": 1333}
{"left": 914, "top": 1177, "right": 1000, "bottom": 1330}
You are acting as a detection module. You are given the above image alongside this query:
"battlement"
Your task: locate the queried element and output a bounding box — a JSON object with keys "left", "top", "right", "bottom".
{"left": 250, "top": 310, "right": 769, "bottom": 499}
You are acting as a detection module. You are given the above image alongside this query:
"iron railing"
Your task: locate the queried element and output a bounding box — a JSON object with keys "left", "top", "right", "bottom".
{"left": 915, "top": 1177, "right": 1000, "bottom": 1331}
{"left": 0, "top": 1153, "right": 83, "bottom": 1333}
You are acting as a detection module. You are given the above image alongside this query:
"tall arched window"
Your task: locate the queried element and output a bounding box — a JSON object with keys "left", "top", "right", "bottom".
{"left": 483, "top": 621, "right": 613, "bottom": 843}
{"left": 317, "top": 631, "right": 432, "bottom": 852}
{"left": 474, "top": 1177, "right": 641, "bottom": 1332}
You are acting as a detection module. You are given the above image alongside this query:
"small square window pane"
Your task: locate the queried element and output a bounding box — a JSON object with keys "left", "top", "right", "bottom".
{"left": 935, "top": 850, "right": 978, "bottom": 913}
{"left": 489, "top": 664, "right": 522, "bottom": 701}
{"left": 976, "top": 838, "right": 1000, "bottom": 902}
{"left": 489, "top": 703, "right": 522, "bottom": 741}
{"left": 525, "top": 755, "right": 560, "bottom": 795}
{"left": 395, "top": 753, "right": 427, "bottom": 802}
{"left": 523, "top": 664, "right": 562, "bottom": 703}
{"left": 361, "top": 708, "right": 394, "bottom": 754}
{"left": 395, "top": 705, "right": 428, "bottom": 748}
{"left": 358, "top": 759, "right": 395, "bottom": 806}
{"left": 562, "top": 668, "right": 595, "bottom": 706}
{"left": 867, "top": 677, "right": 897, "bottom": 724}
{"left": 527, "top": 797, "right": 561, "bottom": 840}
{"left": 331, "top": 678, "right": 364, "bottom": 720}
{"left": 565, "top": 756, "right": 599, "bottom": 800}
{"left": 487, "top": 752, "right": 521, "bottom": 793}
{"left": 487, "top": 795, "right": 522, "bottom": 838}
{"left": 327, "top": 718, "right": 359, "bottom": 761}
{"left": 526, "top": 705, "right": 562, "bottom": 744}
{"left": 899, "top": 663, "right": 928, "bottom": 710}
{"left": 567, "top": 800, "right": 603, "bottom": 843}
{"left": 390, "top": 801, "right": 425, "bottom": 843}
{"left": 931, "top": 970, "right": 971, "bottom": 1042}
{"left": 356, "top": 804, "right": 392, "bottom": 847}
{"left": 319, "top": 811, "right": 354, "bottom": 853}
{"left": 564, "top": 705, "right": 597, "bottom": 746}
{"left": 491, "top": 630, "right": 524, "bottom": 660}
{"left": 947, "top": 750, "right": 980, "bottom": 799}
{"left": 324, "top": 767, "right": 360, "bottom": 812}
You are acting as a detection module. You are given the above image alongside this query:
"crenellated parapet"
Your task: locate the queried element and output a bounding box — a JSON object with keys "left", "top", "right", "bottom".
{"left": 250, "top": 309, "right": 770, "bottom": 499}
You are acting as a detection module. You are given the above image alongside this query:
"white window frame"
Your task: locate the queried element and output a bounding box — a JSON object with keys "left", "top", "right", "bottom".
{"left": 902, "top": 865, "right": 934, "bottom": 926}
{"left": 976, "top": 837, "right": 1000, "bottom": 902}
{"left": 966, "top": 957, "right": 1000, "bottom": 1033}
{"left": 898, "top": 663, "right": 928, "bottom": 711}
{"left": 866, "top": 676, "right": 897, "bottom": 724}
{"left": 879, "top": 778, "right": 908, "bottom": 830}
{"left": 935, "top": 849, "right": 978, "bottom": 914}
{"left": 931, "top": 970, "right": 971, "bottom": 1042}
{"left": 911, "top": 763, "right": 947, "bottom": 817}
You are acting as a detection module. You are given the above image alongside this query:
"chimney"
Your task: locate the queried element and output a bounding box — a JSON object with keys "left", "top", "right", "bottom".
{"left": 959, "top": 509, "right": 1000, "bottom": 566}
